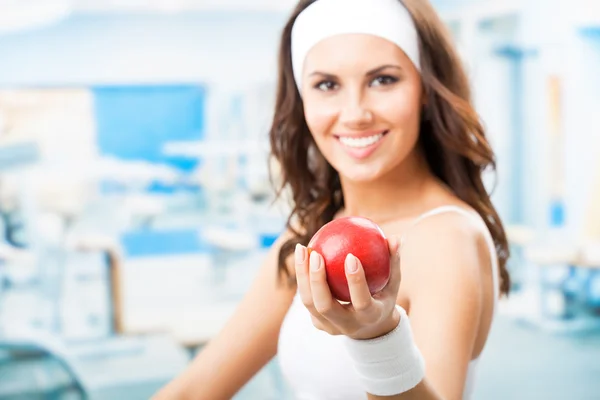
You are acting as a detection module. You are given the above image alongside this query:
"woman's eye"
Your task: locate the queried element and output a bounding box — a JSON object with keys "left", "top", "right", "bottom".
{"left": 314, "top": 80, "right": 338, "bottom": 91}
{"left": 370, "top": 75, "right": 399, "bottom": 87}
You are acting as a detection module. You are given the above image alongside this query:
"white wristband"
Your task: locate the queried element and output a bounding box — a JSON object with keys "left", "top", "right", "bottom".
{"left": 343, "top": 305, "right": 426, "bottom": 396}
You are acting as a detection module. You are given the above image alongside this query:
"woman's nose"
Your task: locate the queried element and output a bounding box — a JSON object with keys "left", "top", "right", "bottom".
{"left": 338, "top": 93, "right": 374, "bottom": 129}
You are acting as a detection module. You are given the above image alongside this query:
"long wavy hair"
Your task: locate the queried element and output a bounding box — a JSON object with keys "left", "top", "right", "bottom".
{"left": 268, "top": 0, "right": 511, "bottom": 295}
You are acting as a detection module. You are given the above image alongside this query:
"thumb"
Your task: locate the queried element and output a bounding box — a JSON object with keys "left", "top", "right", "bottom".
{"left": 387, "top": 235, "right": 401, "bottom": 259}
{"left": 381, "top": 235, "right": 401, "bottom": 295}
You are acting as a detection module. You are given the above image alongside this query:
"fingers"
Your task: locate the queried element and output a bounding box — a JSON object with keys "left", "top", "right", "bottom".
{"left": 297, "top": 241, "right": 400, "bottom": 336}
{"left": 382, "top": 235, "right": 402, "bottom": 298}
{"left": 387, "top": 234, "right": 400, "bottom": 256}
{"left": 345, "top": 253, "right": 374, "bottom": 313}
{"left": 309, "top": 250, "right": 347, "bottom": 319}
{"left": 295, "top": 244, "right": 345, "bottom": 331}
{"left": 297, "top": 235, "right": 403, "bottom": 339}
{"left": 294, "top": 244, "right": 318, "bottom": 316}
{"left": 295, "top": 244, "right": 315, "bottom": 311}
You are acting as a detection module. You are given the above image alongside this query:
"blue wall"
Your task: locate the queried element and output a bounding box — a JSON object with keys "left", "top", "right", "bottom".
{"left": 93, "top": 85, "right": 206, "bottom": 172}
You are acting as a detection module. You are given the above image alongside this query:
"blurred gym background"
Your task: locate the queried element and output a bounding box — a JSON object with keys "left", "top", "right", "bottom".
{"left": 0, "top": 0, "right": 599, "bottom": 399}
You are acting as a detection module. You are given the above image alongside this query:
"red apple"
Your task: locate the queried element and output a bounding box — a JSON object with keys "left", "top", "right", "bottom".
{"left": 307, "top": 216, "right": 390, "bottom": 302}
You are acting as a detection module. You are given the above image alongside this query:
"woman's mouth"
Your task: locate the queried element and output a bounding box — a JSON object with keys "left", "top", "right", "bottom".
{"left": 335, "top": 130, "right": 389, "bottom": 159}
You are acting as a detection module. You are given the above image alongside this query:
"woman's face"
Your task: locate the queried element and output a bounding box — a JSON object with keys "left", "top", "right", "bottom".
{"left": 301, "top": 34, "right": 424, "bottom": 183}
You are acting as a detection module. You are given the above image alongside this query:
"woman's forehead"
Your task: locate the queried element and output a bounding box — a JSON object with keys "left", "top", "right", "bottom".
{"left": 303, "top": 34, "right": 410, "bottom": 74}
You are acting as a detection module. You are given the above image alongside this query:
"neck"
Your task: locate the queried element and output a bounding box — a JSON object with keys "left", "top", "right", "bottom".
{"left": 339, "top": 149, "right": 437, "bottom": 224}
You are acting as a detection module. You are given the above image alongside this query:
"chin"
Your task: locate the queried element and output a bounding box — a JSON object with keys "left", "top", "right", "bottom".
{"left": 336, "top": 164, "right": 388, "bottom": 183}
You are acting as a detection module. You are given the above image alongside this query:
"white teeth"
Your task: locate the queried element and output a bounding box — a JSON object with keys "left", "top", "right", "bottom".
{"left": 338, "top": 133, "right": 384, "bottom": 148}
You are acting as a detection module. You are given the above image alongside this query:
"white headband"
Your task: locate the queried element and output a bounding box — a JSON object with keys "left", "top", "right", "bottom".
{"left": 291, "top": 0, "right": 421, "bottom": 93}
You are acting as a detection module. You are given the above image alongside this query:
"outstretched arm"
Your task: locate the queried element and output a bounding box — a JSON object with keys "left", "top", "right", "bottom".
{"left": 295, "top": 213, "right": 492, "bottom": 400}
{"left": 153, "top": 231, "right": 297, "bottom": 400}
{"left": 369, "top": 215, "right": 489, "bottom": 400}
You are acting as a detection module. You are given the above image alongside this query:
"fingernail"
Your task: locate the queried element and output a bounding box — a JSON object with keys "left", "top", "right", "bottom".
{"left": 295, "top": 244, "right": 305, "bottom": 264}
{"left": 310, "top": 250, "right": 321, "bottom": 271}
{"left": 345, "top": 254, "right": 358, "bottom": 273}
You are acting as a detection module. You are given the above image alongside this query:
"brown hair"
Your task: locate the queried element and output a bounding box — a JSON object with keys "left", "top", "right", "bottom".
{"left": 268, "top": 0, "right": 511, "bottom": 295}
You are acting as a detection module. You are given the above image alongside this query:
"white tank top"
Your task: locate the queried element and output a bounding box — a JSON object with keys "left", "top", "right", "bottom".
{"left": 277, "top": 206, "right": 500, "bottom": 400}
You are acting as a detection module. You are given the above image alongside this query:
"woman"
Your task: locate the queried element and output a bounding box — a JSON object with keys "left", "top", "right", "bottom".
{"left": 154, "top": 0, "right": 510, "bottom": 398}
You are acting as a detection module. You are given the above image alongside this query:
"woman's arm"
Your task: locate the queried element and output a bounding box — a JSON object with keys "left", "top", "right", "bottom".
{"left": 152, "top": 231, "right": 297, "bottom": 400}
{"left": 367, "top": 213, "right": 491, "bottom": 400}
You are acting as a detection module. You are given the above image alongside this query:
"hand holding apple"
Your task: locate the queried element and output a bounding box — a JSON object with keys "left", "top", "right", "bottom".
{"left": 294, "top": 217, "right": 402, "bottom": 340}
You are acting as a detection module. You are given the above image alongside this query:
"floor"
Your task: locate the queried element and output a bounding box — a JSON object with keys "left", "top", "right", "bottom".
{"left": 471, "top": 315, "right": 600, "bottom": 400}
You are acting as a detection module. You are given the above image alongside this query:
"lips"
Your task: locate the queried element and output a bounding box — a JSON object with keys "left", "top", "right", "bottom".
{"left": 334, "top": 130, "right": 389, "bottom": 160}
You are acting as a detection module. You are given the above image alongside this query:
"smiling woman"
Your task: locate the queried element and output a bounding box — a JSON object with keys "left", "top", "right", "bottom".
{"left": 301, "top": 36, "right": 423, "bottom": 182}
{"left": 153, "top": 1, "right": 510, "bottom": 399}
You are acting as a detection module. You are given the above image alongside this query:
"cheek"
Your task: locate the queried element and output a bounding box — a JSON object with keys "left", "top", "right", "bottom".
{"left": 303, "top": 98, "right": 338, "bottom": 137}
{"left": 376, "top": 90, "right": 422, "bottom": 157}
{"left": 382, "top": 90, "right": 422, "bottom": 128}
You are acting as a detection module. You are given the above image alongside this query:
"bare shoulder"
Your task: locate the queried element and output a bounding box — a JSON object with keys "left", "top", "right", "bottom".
{"left": 403, "top": 206, "right": 486, "bottom": 246}
{"left": 397, "top": 206, "right": 492, "bottom": 303}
